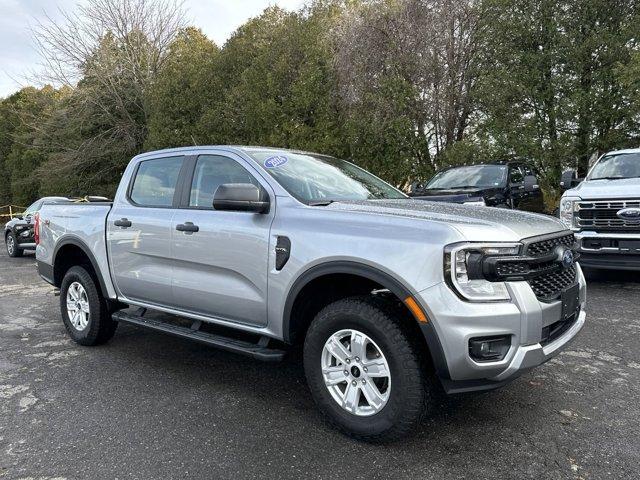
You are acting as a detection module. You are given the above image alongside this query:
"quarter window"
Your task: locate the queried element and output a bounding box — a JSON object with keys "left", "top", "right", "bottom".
{"left": 189, "top": 155, "right": 260, "bottom": 208}
{"left": 130, "top": 156, "right": 184, "bottom": 207}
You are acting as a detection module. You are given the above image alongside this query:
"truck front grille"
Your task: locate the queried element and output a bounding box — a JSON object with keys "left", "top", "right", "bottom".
{"left": 576, "top": 200, "right": 640, "bottom": 232}
{"left": 526, "top": 233, "right": 575, "bottom": 257}
{"left": 527, "top": 265, "right": 577, "bottom": 302}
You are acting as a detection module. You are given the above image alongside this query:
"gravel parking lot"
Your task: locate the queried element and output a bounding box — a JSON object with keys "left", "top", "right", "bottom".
{"left": 0, "top": 247, "right": 638, "bottom": 480}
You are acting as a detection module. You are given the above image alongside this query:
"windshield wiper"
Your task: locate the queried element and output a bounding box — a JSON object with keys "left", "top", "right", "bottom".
{"left": 309, "top": 200, "right": 336, "bottom": 206}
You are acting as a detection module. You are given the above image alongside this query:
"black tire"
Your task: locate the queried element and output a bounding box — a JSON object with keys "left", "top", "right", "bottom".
{"left": 304, "top": 296, "right": 435, "bottom": 442}
{"left": 5, "top": 232, "right": 23, "bottom": 257}
{"left": 60, "top": 266, "right": 118, "bottom": 346}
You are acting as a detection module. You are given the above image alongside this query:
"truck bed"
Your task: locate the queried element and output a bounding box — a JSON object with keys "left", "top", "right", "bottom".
{"left": 37, "top": 202, "right": 116, "bottom": 298}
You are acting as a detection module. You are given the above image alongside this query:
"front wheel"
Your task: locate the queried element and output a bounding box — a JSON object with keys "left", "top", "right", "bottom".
{"left": 60, "top": 266, "right": 117, "bottom": 345}
{"left": 304, "top": 296, "right": 435, "bottom": 442}
{"left": 5, "top": 232, "right": 23, "bottom": 257}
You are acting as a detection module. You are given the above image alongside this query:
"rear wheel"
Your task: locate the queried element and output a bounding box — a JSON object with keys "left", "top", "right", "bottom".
{"left": 5, "top": 232, "right": 23, "bottom": 257}
{"left": 60, "top": 266, "right": 117, "bottom": 345}
{"left": 304, "top": 296, "right": 435, "bottom": 442}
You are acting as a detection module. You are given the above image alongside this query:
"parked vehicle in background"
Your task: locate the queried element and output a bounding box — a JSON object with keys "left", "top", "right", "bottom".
{"left": 36, "top": 146, "right": 585, "bottom": 441}
{"left": 560, "top": 148, "right": 640, "bottom": 271}
{"left": 4, "top": 197, "right": 70, "bottom": 257}
{"left": 410, "top": 162, "right": 545, "bottom": 213}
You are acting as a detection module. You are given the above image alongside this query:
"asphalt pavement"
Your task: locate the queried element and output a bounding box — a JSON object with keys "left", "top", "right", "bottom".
{"left": 0, "top": 247, "right": 638, "bottom": 479}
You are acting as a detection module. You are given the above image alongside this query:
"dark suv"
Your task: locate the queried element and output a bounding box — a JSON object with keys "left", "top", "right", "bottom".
{"left": 4, "top": 197, "right": 70, "bottom": 257}
{"left": 410, "top": 162, "right": 545, "bottom": 213}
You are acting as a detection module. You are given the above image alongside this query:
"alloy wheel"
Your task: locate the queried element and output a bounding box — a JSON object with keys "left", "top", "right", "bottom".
{"left": 6, "top": 235, "right": 14, "bottom": 255}
{"left": 66, "top": 281, "right": 90, "bottom": 331}
{"left": 321, "top": 329, "right": 391, "bottom": 416}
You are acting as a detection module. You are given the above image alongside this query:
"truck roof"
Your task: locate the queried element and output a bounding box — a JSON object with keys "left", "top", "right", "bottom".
{"left": 603, "top": 147, "right": 640, "bottom": 156}
{"left": 133, "top": 145, "right": 321, "bottom": 160}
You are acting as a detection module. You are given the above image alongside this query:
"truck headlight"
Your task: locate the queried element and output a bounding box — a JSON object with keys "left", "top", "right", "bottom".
{"left": 444, "top": 243, "right": 521, "bottom": 302}
{"left": 559, "top": 196, "right": 579, "bottom": 229}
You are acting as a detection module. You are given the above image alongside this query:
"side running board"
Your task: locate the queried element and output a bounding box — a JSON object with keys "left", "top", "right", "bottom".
{"left": 112, "top": 310, "right": 285, "bottom": 362}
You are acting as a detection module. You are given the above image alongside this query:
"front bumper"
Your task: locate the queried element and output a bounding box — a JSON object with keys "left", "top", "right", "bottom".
{"left": 417, "top": 264, "right": 587, "bottom": 393}
{"left": 575, "top": 231, "right": 640, "bottom": 270}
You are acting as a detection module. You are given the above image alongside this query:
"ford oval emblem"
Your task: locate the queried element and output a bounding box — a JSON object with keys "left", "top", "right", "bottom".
{"left": 561, "top": 249, "right": 574, "bottom": 268}
{"left": 617, "top": 207, "right": 640, "bottom": 221}
{"left": 264, "top": 155, "right": 288, "bottom": 169}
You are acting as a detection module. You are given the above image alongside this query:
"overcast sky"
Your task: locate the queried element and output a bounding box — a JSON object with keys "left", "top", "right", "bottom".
{"left": 0, "top": 0, "right": 305, "bottom": 98}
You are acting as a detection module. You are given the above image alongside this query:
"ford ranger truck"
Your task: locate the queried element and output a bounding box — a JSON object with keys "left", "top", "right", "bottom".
{"left": 35, "top": 146, "right": 586, "bottom": 441}
{"left": 560, "top": 148, "right": 640, "bottom": 270}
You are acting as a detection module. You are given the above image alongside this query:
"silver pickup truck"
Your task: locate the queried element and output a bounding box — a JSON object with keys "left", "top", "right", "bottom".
{"left": 560, "top": 148, "right": 640, "bottom": 270}
{"left": 36, "top": 146, "right": 586, "bottom": 441}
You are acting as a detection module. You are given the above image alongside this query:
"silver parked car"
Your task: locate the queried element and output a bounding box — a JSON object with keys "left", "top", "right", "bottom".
{"left": 35, "top": 146, "right": 586, "bottom": 441}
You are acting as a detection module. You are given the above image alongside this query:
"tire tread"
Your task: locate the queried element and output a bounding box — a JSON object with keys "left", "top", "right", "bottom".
{"left": 304, "top": 295, "right": 434, "bottom": 442}
{"left": 60, "top": 266, "right": 117, "bottom": 346}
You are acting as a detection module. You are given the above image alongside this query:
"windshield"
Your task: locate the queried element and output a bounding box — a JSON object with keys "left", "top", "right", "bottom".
{"left": 425, "top": 165, "right": 507, "bottom": 189}
{"left": 246, "top": 150, "right": 407, "bottom": 204}
{"left": 588, "top": 153, "right": 640, "bottom": 180}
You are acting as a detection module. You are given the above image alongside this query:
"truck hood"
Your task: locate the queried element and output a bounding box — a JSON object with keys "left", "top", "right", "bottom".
{"left": 566, "top": 177, "right": 640, "bottom": 199}
{"left": 325, "top": 199, "right": 565, "bottom": 242}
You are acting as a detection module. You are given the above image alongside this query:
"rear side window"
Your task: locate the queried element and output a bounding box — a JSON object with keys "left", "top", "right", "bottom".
{"left": 189, "top": 155, "right": 259, "bottom": 208}
{"left": 130, "top": 156, "right": 184, "bottom": 207}
{"left": 24, "top": 201, "right": 43, "bottom": 215}
{"left": 509, "top": 166, "right": 524, "bottom": 184}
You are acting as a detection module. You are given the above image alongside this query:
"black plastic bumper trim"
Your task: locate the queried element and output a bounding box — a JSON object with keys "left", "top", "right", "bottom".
{"left": 37, "top": 260, "right": 55, "bottom": 285}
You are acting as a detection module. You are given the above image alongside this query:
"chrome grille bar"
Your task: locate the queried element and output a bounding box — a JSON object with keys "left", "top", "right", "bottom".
{"left": 576, "top": 199, "right": 640, "bottom": 231}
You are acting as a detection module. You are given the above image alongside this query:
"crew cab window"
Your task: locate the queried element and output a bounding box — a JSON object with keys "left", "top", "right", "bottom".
{"left": 189, "top": 155, "right": 259, "bottom": 208}
{"left": 509, "top": 167, "right": 524, "bottom": 184}
{"left": 130, "top": 156, "right": 184, "bottom": 207}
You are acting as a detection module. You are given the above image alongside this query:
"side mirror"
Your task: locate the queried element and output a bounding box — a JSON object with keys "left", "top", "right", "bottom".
{"left": 213, "top": 183, "right": 270, "bottom": 214}
{"left": 560, "top": 170, "right": 582, "bottom": 190}
{"left": 410, "top": 181, "right": 422, "bottom": 193}
{"left": 524, "top": 175, "right": 539, "bottom": 192}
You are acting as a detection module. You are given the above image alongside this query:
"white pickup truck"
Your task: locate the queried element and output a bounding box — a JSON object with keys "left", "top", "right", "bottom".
{"left": 560, "top": 148, "right": 640, "bottom": 270}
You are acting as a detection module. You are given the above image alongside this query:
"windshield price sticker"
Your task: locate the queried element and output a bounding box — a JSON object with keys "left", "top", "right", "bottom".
{"left": 264, "top": 156, "right": 288, "bottom": 168}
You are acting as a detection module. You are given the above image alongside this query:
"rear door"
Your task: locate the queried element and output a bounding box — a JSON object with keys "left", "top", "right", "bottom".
{"left": 509, "top": 164, "right": 544, "bottom": 212}
{"left": 107, "top": 155, "right": 185, "bottom": 306}
{"left": 508, "top": 165, "right": 526, "bottom": 209}
{"left": 170, "top": 153, "right": 274, "bottom": 327}
{"left": 521, "top": 165, "right": 545, "bottom": 213}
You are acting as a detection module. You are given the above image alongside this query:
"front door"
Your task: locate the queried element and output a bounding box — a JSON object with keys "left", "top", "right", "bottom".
{"left": 107, "top": 155, "right": 184, "bottom": 306}
{"left": 170, "top": 153, "right": 274, "bottom": 327}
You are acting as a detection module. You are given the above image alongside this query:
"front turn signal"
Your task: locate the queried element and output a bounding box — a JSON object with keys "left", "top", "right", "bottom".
{"left": 404, "top": 296, "right": 428, "bottom": 323}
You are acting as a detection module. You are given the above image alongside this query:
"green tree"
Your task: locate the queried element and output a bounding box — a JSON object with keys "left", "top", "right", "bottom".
{"left": 0, "top": 86, "right": 64, "bottom": 205}
{"left": 198, "top": 6, "right": 345, "bottom": 154}
{"left": 477, "top": 0, "right": 640, "bottom": 187}
{"left": 146, "top": 27, "right": 220, "bottom": 149}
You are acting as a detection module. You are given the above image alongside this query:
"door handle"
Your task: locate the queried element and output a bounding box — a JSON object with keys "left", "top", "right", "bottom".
{"left": 114, "top": 218, "right": 132, "bottom": 228}
{"left": 176, "top": 222, "right": 199, "bottom": 233}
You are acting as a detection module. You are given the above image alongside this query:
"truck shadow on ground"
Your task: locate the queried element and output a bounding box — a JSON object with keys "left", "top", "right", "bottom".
{"left": 109, "top": 322, "right": 549, "bottom": 450}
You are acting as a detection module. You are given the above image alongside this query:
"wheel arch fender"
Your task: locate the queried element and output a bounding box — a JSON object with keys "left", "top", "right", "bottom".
{"left": 52, "top": 236, "right": 109, "bottom": 299}
{"left": 282, "top": 260, "right": 451, "bottom": 379}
